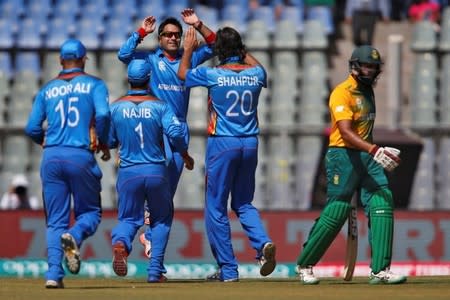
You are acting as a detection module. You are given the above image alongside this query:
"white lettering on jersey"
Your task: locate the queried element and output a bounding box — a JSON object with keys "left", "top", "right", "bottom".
{"left": 45, "top": 83, "right": 91, "bottom": 99}
{"left": 217, "top": 76, "right": 259, "bottom": 86}
{"left": 158, "top": 83, "right": 185, "bottom": 92}
{"left": 122, "top": 107, "right": 152, "bottom": 118}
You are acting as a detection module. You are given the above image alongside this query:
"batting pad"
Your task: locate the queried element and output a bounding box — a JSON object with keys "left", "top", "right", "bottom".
{"left": 297, "top": 200, "right": 351, "bottom": 267}
{"left": 369, "top": 189, "right": 394, "bottom": 273}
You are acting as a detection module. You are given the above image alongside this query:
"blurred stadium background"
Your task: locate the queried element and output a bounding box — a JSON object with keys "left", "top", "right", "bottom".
{"left": 0, "top": 0, "right": 449, "bottom": 279}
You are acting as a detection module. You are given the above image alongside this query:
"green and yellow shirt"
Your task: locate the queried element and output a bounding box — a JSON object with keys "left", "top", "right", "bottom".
{"left": 328, "top": 75, "right": 376, "bottom": 148}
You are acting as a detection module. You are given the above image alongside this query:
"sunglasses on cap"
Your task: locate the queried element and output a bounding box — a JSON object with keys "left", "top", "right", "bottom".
{"left": 159, "top": 31, "right": 182, "bottom": 39}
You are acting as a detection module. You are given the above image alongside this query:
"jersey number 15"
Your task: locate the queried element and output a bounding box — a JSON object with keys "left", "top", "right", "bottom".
{"left": 55, "top": 97, "right": 80, "bottom": 128}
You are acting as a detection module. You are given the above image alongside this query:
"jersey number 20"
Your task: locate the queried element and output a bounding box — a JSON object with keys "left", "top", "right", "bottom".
{"left": 226, "top": 90, "right": 254, "bottom": 117}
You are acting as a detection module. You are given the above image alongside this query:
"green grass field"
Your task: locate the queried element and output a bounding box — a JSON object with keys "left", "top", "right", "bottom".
{"left": 1, "top": 276, "right": 449, "bottom": 300}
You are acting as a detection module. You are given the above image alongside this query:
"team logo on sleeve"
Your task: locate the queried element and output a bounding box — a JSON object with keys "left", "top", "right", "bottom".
{"left": 158, "top": 61, "right": 166, "bottom": 72}
{"left": 335, "top": 105, "right": 344, "bottom": 112}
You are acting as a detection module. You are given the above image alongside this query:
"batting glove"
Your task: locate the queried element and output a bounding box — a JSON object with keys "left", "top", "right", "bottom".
{"left": 369, "top": 145, "right": 401, "bottom": 172}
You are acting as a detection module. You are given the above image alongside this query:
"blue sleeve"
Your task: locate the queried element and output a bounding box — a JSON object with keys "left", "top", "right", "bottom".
{"left": 107, "top": 104, "right": 119, "bottom": 149}
{"left": 259, "top": 65, "right": 268, "bottom": 88}
{"left": 118, "top": 31, "right": 142, "bottom": 64}
{"left": 93, "top": 80, "right": 111, "bottom": 145}
{"left": 191, "top": 44, "right": 215, "bottom": 68}
{"left": 184, "top": 66, "right": 210, "bottom": 88}
{"left": 161, "top": 104, "right": 188, "bottom": 153}
{"left": 25, "top": 90, "right": 46, "bottom": 145}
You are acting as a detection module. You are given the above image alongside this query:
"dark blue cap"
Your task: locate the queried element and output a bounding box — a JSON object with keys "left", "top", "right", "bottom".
{"left": 60, "top": 39, "right": 86, "bottom": 60}
{"left": 127, "top": 59, "right": 151, "bottom": 84}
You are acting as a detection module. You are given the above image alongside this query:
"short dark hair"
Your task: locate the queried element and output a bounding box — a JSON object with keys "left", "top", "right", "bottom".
{"left": 158, "top": 17, "right": 183, "bottom": 36}
{"left": 214, "top": 27, "right": 247, "bottom": 62}
{"left": 129, "top": 81, "right": 149, "bottom": 89}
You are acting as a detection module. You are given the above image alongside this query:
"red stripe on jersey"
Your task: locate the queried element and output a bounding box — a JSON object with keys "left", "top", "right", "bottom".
{"left": 207, "top": 95, "right": 217, "bottom": 135}
{"left": 56, "top": 72, "right": 86, "bottom": 80}
{"left": 89, "top": 117, "right": 98, "bottom": 152}
{"left": 113, "top": 95, "right": 158, "bottom": 103}
{"left": 217, "top": 63, "right": 252, "bottom": 71}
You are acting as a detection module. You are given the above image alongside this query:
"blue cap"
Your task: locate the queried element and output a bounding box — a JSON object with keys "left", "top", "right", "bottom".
{"left": 127, "top": 59, "right": 151, "bottom": 84}
{"left": 60, "top": 39, "right": 86, "bottom": 60}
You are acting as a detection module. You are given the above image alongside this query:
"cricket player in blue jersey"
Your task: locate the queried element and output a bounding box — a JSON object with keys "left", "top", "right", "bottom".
{"left": 178, "top": 26, "right": 276, "bottom": 282}
{"left": 25, "top": 39, "right": 111, "bottom": 289}
{"left": 118, "top": 8, "right": 216, "bottom": 258}
{"left": 109, "top": 59, "right": 194, "bottom": 283}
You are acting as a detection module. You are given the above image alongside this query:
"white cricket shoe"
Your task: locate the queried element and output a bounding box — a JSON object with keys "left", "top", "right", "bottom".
{"left": 297, "top": 265, "right": 320, "bottom": 285}
{"left": 139, "top": 233, "right": 152, "bottom": 258}
{"left": 369, "top": 268, "right": 407, "bottom": 284}
{"left": 45, "top": 279, "right": 64, "bottom": 289}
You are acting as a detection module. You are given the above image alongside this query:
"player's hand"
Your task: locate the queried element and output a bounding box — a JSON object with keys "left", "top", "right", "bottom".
{"left": 183, "top": 26, "right": 198, "bottom": 52}
{"left": 181, "top": 8, "right": 199, "bottom": 26}
{"left": 97, "top": 143, "right": 111, "bottom": 161}
{"left": 141, "top": 16, "right": 156, "bottom": 34}
{"left": 370, "top": 145, "right": 401, "bottom": 172}
{"left": 144, "top": 210, "right": 151, "bottom": 225}
{"left": 182, "top": 151, "right": 194, "bottom": 170}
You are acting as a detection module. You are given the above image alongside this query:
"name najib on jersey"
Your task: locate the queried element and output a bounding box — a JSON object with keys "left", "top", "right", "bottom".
{"left": 108, "top": 93, "right": 187, "bottom": 168}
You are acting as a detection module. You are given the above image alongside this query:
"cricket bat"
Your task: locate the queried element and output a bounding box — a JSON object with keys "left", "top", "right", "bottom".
{"left": 343, "top": 196, "right": 358, "bottom": 281}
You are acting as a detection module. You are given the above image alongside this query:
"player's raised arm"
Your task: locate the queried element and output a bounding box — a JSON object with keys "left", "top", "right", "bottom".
{"left": 138, "top": 15, "right": 157, "bottom": 38}
{"left": 177, "top": 26, "right": 198, "bottom": 81}
{"left": 181, "top": 8, "right": 215, "bottom": 44}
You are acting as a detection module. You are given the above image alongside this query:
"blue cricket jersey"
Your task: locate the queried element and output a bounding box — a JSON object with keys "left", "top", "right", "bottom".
{"left": 109, "top": 90, "right": 187, "bottom": 168}
{"left": 118, "top": 31, "right": 214, "bottom": 121}
{"left": 183, "top": 56, "right": 267, "bottom": 136}
{"left": 25, "top": 68, "right": 110, "bottom": 149}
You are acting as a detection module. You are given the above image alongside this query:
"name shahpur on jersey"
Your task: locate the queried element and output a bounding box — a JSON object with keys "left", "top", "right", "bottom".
{"left": 45, "top": 83, "right": 92, "bottom": 99}
{"left": 218, "top": 75, "right": 259, "bottom": 86}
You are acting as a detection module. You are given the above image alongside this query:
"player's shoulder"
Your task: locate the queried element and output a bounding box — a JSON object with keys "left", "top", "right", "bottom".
{"left": 112, "top": 94, "right": 163, "bottom": 105}
{"left": 334, "top": 76, "right": 357, "bottom": 94}
{"left": 81, "top": 72, "right": 107, "bottom": 84}
{"left": 214, "top": 63, "right": 265, "bottom": 78}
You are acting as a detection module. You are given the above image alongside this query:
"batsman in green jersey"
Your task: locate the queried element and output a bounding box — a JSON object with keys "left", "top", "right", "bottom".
{"left": 296, "top": 45, "right": 407, "bottom": 285}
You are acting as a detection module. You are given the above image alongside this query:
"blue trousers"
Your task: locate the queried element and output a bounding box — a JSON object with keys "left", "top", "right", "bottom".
{"left": 205, "top": 136, "right": 271, "bottom": 280}
{"left": 111, "top": 164, "right": 173, "bottom": 278}
{"left": 143, "top": 151, "right": 184, "bottom": 239}
{"left": 41, "top": 147, "right": 102, "bottom": 281}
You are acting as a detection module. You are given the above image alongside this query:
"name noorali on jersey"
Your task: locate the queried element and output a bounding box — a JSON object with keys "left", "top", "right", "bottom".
{"left": 25, "top": 69, "right": 110, "bottom": 151}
